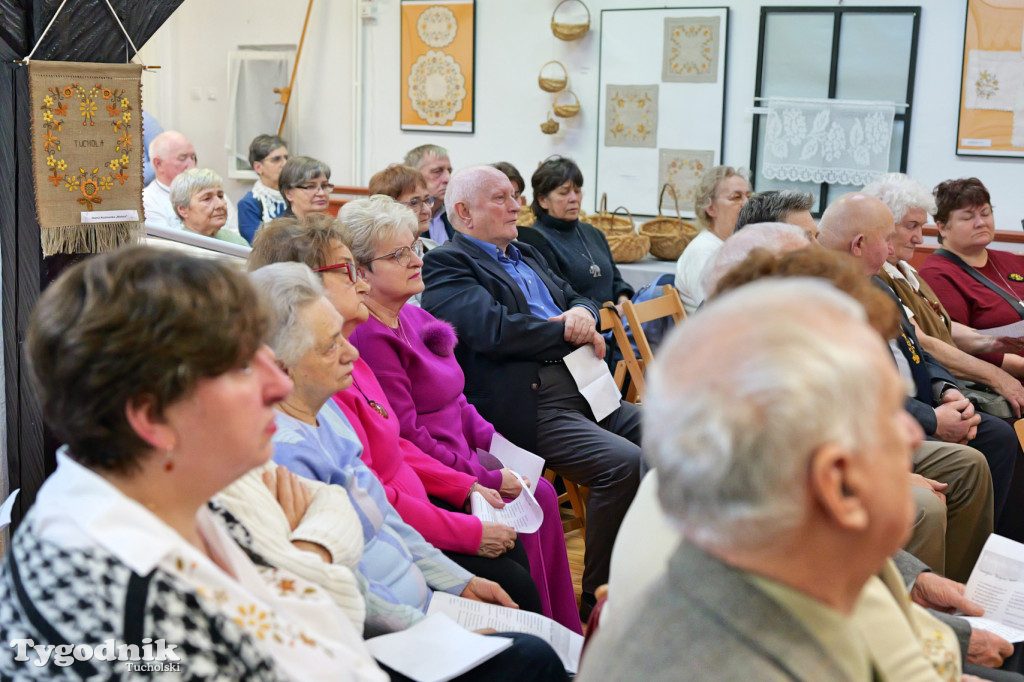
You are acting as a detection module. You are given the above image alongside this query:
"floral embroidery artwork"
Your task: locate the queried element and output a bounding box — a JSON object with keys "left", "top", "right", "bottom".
{"left": 761, "top": 97, "right": 895, "bottom": 186}
{"left": 417, "top": 6, "right": 457, "bottom": 49}
{"left": 29, "top": 61, "right": 144, "bottom": 255}
{"left": 605, "top": 84, "right": 659, "bottom": 148}
{"left": 658, "top": 149, "right": 715, "bottom": 211}
{"left": 963, "top": 50, "right": 1024, "bottom": 113}
{"left": 976, "top": 70, "right": 999, "bottom": 100}
{"left": 407, "top": 50, "right": 467, "bottom": 125}
{"left": 662, "top": 16, "right": 720, "bottom": 83}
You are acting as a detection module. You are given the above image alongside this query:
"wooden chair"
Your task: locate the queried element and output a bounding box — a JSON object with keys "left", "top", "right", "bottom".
{"left": 599, "top": 304, "right": 646, "bottom": 402}
{"left": 620, "top": 285, "right": 687, "bottom": 372}
{"left": 1014, "top": 419, "right": 1024, "bottom": 453}
{"left": 544, "top": 469, "right": 588, "bottom": 533}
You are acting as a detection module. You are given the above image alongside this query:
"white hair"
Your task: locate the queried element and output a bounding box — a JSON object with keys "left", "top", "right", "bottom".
{"left": 704, "top": 222, "right": 810, "bottom": 295}
{"left": 444, "top": 166, "right": 508, "bottom": 229}
{"left": 646, "top": 278, "right": 883, "bottom": 551}
{"left": 339, "top": 195, "right": 419, "bottom": 267}
{"left": 169, "top": 168, "right": 221, "bottom": 214}
{"left": 249, "top": 262, "right": 324, "bottom": 367}
{"left": 861, "top": 172, "right": 937, "bottom": 224}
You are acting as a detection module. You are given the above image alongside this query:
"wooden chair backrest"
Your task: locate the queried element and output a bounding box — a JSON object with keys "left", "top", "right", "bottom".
{"left": 620, "top": 285, "right": 687, "bottom": 368}
{"left": 599, "top": 305, "right": 645, "bottom": 402}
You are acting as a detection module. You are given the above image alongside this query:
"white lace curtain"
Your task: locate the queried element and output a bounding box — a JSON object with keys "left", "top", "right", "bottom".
{"left": 761, "top": 97, "right": 896, "bottom": 186}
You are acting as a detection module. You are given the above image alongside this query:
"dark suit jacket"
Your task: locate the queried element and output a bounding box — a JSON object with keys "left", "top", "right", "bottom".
{"left": 421, "top": 233, "right": 597, "bottom": 450}
{"left": 420, "top": 211, "right": 456, "bottom": 242}
{"left": 873, "top": 276, "right": 957, "bottom": 435}
{"left": 578, "top": 542, "right": 855, "bottom": 681}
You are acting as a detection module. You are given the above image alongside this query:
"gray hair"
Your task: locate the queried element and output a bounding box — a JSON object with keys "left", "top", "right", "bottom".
{"left": 148, "top": 130, "right": 189, "bottom": 162}
{"left": 248, "top": 134, "right": 287, "bottom": 167}
{"left": 861, "top": 173, "right": 937, "bottom": 224}
{"left": 445, "top": 165, "right": 507, "bottom": 228}
{"left": 694, "top": 165, "right": 750, "bottom": 229}
{"left": 705, "top": 222, "right": 810, "bottom": 295}
{"left": 248, "top": 262, "right": 324, "bottom": 367}
{"left": 279, "top": 156, "right": 332, "bottom": 207}
{"left": 734, "top": 190, "right": 815, "bottom": 232}
{"left": 339, "top": 195, "right": 419, "bottom": 268}
{"left": 404, "top": 144, "right": 449, "bottom": 169}
{"left": 169, "top": 168, "right": 222, "bottom": 215}
{"left": 646, "top": 278, "right": 880, "bottom": 551}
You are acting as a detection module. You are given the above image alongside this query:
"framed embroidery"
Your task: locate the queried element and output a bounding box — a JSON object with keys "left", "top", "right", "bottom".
{"left": 662, "top": 16, "right": 720, "bottom": 83}
{"left": 401, "top": 0, "right": 475, "bottom": 133}
{"left": 596, "top": 7, "right": 728, "bottom": 218}
{"left": 658, "top": 149, "right": 715, "bottom": 212}
{"left": 605, "top": 85, "right": 659, "bottom": 148}
{"left": 957, "top": 0, "right": 1024, "bottom": 157}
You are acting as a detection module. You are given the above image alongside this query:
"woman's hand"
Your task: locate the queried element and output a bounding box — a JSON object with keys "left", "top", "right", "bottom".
{"left": 498, "top": 469, "right": 526, "bottom": 499}
{"left": 263, "top": 465, "right": 312, "bottom": 531}
{"left": 464, "top": 482, "right": 505, "bottom": 511}
{"left": 460, "top": 576, "right": 519, "bottom": 609}
{"left": 478, "top": 522, "right": 516, "bottom": 558}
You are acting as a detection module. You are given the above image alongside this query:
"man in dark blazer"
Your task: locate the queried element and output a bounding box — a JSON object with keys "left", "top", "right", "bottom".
{"left": 421, "top": 165, "right": 643, "bottom": 618}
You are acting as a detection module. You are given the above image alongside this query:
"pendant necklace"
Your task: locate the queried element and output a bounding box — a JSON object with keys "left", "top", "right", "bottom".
{"left": 352, "top": 379, "right": 389, "bottom": 419}
{"left": 575, "top": 230, "right": 602, "bottom": 278}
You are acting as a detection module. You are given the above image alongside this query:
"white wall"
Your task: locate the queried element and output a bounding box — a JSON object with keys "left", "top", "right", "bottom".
{"left": 145, "top": 0, "right": 1024, "bottom": 230}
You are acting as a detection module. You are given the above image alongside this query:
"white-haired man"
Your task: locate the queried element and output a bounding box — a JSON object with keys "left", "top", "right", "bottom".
{"left": 863, "top": 173, "right": 1024, "bottom": 418}
{"left": 405, "top": 144, "right": 454, "bottom": 244}
{"left": 580, "top": 279, "right": 925, "bottom": 680}
{"left": 421, "top": 165, "right": 643, "bottom": 619}
{"left": 144, "top": 131, "right": 239, "bottom": 234}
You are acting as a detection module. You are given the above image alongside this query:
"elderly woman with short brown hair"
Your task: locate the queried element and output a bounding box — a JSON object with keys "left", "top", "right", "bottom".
{"left": 0, "top": 246, "right": 385, "bottom": 681}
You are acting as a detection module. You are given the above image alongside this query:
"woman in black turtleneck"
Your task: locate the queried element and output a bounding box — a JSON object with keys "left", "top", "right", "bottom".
{"left": 516, "top": 156, "right": 634, "bottom": 306}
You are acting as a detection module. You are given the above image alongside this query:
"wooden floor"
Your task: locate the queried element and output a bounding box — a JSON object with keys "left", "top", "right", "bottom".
{"left": 566, "top": 525, "right": 584, "bottom": 609}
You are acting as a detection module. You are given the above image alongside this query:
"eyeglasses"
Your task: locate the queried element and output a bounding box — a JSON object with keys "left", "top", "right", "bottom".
{"left": 296, "top": 182, "right": 335, "bottom": 194}
{"left": 368, "top": 240, "right": 424, "bottom": 267}
{"left": 399, "top": 196, "right": 436, "bottom": 210}
{"left": 312, "top": 261, "right": 359, "bottom": 284}
{"left": 717, "top": 191, "right": 751, "bottom": 203}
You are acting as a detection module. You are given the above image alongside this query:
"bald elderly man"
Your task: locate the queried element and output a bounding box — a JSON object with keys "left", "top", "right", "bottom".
{"left": 143, "top": 131, "right": 240, "bottom": 235}
{"left": 580, "top": 279, "right": 929, "bottom": 681}
{"left": 421, "top": 165, "right": 643, "bottom": 619}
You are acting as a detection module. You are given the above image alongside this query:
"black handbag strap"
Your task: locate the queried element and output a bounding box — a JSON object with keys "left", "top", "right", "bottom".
{"left": 933, "top": 248, "right": 1024, "bottom": 320}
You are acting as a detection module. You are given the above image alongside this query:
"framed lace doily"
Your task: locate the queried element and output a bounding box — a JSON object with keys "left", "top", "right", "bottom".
{"left": 417, "top": 6, "right": 457, "bottom": 48}
{"left": 407, "top": 50, "right": 467, "bottom": 125}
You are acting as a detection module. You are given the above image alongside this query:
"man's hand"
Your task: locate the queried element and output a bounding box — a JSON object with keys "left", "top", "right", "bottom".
{"left": 990, "top": 335, "right": 1024, "bottom": 354}
{"left": 498, "top": 468, "right": 525, "bottom": 499}
{"left": 460, "top": 576, "right": 518, "bottom": 609}
{"left": 910, "top": 572, "right": 983, "bottom": 615}
{"left": 263, "top": 465, "right": 312, "bottom": 531}
{"left": 968, "top": 629, "right": 1015, "bottom": 668}
{"left": 549, "top": 306, "right": 597, "bottom": 346}
{"left": 933, "top": 399, "right": 980, "bottom": 444}
{"left": 989, "top": 371, "right": 1024, "bottom": 419}
{"left": 909, "top": 473, "right": 948, "bottom": 504}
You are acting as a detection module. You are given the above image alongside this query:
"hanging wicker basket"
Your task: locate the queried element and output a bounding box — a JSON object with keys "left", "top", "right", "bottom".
{"left": 640, "top": 184, "right": 700, "bottom": 261}
{"left": 540, "top": 112, "right": 560, "bottom": 135}
{"left": 538, "top": 60, "right": 568, "bottom": 93}
{"left": 553, "top": 89, "right": 580, "bottom": 118}
{"left": 589, "top": 193, "right": 633, "bottom": 234}
{"left": 517, "top": 204, "right": 537, "bottom": 227}
{"left": 604, "top": 207, "right": 649, "bottom": 263}
{"left": 551, "top": 0, "right": 591, "bottom": 41}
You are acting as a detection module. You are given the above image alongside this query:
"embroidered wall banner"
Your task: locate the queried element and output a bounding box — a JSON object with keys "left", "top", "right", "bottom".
{"left": 605, "top": 84, "right": 659, "bottom": 148}
{"left": 30, "top": 61, "right": 144, "bottom": 256}
{"left": 964, "top": 50, "right": 1024, "bottom": 112}
{"left": 662, "top": 16, "right": 720, "bottom": 83}
{"left": 761, "top": 97, "right": 895, "bottom": 187}
{"left": 658, "top": 149, "right": 714, "bottom": 209}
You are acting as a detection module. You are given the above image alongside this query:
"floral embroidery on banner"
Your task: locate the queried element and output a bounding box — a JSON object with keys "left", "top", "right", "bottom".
{"left": 605, "top": 84, "right": 659, "bottom": 148}
{"left": 761, "top": 97, "right": 895, "bottom": 186}
{"left": 976, "top": 70, "right": 1000, "bottom": 100}
{"left": 658, "top": 149, "right": 715, "bottom": 209}
{"left": 662, "top": 16, "right": 720, "bottom": 83}
{"left": 38, "top": 81, "right": 136, "bottom": 209}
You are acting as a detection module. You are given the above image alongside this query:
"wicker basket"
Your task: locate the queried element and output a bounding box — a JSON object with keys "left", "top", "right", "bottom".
{"left": 540, "top": 113, "right": 560, "bottom": 135}
{"left": 639, "top": 184, "right": 700, "bottom": 261}
{"left": 589, "top": 193, "right": 633, "bottom": 234}
{"left": 551, "top": 0, "right": 591, "bottom": 41}
{"left": 538, "top": 60, "right": 568, "bottom": 93}
{"left": 603, "top": 206, "right": 649, "bottom": 263}
{"left": 553, "top": 89, "right": 580, "bottom": 118}
{"left": 517, "top": 204, "right": 536, "bottom": 227}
